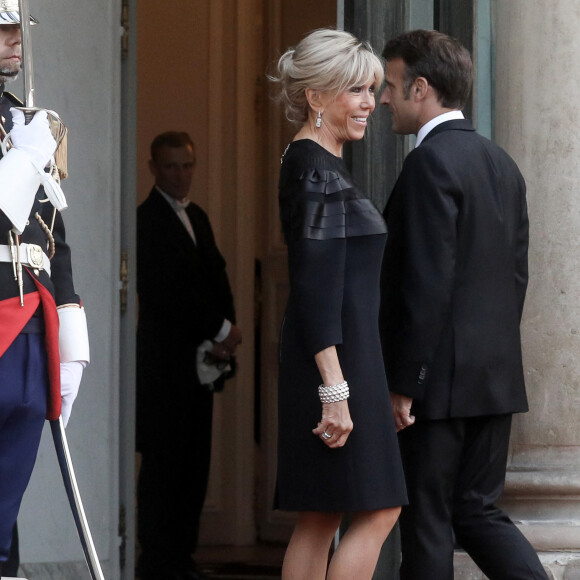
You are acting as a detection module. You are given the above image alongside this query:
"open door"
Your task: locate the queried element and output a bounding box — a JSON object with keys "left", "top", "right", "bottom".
{"left": 118, "top": 0, "right": 138, "bottom": 577}
{"left": 257, "top": 0, "right": 338, "bottom": 544}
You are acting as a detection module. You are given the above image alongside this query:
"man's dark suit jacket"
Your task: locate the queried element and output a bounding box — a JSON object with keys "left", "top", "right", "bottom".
{"left": 380, "top": 119, "right": 529, "bottom": 420}
{"left": 136, "top": 187, "right": 235, "bottom": 449}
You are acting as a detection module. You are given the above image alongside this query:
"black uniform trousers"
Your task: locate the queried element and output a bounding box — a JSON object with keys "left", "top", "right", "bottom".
{"left": 398, "top": 414, "right": 548, "bottom": 580}
{"left": 3, "top": 523, "right": 19, "bottom": 576}
{"left": 137, "top": 383, "right": 213, "bottom": 571}
{"left": 0, "top": 331, "right": 48, "bottom": 562}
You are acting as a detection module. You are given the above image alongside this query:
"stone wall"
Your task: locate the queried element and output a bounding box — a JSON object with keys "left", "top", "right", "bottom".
{"left": 488, "top": 1, "right": 580, "bottom": 577}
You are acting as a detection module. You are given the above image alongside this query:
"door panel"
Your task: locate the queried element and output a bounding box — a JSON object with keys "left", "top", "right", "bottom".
{"left": 119, "top": 0, "right": 138, "bottom": 577}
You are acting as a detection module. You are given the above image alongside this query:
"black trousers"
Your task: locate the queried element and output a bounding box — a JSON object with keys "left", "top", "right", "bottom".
{"left": 4, "top": 523, "right": 19, "bottom": 576}
{"left": 398, "top": 415, "right": 548, "bottom": 580}
{"left": 0, "top": 333, "right": 47, "bottom": 561}
{"left": 137, "top": 386, "right": 213, "bottom": 571}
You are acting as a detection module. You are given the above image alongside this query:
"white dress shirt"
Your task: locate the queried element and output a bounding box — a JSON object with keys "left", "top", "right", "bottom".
{"left": 415, "top": 110, "right": 465, "bottom": 148}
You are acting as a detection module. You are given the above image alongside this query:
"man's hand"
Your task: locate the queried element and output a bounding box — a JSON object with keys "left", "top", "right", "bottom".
{"left": 209, "top": 341, "right": 231, "bottom": 361}
{"left": 391, "top": 392, "right": 415, "bottom": 432}
{"left": 218, "top": 324, "right": 242, "bottom": 356}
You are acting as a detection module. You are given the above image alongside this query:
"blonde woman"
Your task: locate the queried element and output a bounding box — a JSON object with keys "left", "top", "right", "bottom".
{"left": 272, "top": 29, "right": 407, "bottom": 580}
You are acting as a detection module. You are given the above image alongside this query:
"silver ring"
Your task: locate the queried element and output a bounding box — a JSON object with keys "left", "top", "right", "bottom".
{"left": 322, "top": 432, "right": 332, "bottom": 440}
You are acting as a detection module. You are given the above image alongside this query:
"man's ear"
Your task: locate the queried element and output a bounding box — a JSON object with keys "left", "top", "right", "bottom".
{"left": 413, "top": 77, "right": 429, "bottom": 101}
{"left": 148, "top": 159, "right": 157, "bottom": 177}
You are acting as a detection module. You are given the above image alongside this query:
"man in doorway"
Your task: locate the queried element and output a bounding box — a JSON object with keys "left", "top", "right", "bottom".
{"left": 379, "top": 29, "right": 548, "bottom": 579}
{"left": 0, "top": 4, "right": 89, "bottom": 576}
{"left": 136, "top": 131, "right": 242, "bottom": 580}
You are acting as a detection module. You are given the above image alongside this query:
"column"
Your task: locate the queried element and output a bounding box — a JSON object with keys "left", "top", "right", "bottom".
{"left": 490, "top": 1, "right": 580, "bottom": 578}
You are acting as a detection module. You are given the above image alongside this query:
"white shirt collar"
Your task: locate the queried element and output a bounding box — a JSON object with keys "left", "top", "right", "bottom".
{"left": 155, "top": 186, "right": 197, "bottom": 243}
{"left": 415, "top": 110, "right": 465, "bottom": 148}
{"left": 156, "top": 185, "right": 191, "bottom": 210}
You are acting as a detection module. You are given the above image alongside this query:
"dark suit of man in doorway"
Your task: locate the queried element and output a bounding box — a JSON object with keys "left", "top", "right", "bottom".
{"left": 379, "top": 30, "right": 548, "bottom": 580}
{"left": 136, "top": 131, "right": 242, "bottom": 580}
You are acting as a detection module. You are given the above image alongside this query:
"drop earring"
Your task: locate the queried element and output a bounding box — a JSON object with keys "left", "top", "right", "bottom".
{"left": 315, "top": 111, "right": 322, "bottom": 128}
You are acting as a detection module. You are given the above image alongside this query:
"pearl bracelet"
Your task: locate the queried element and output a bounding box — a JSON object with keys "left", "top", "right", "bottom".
{"left": 318, "top": 381, "right": 349, "bottom": 403}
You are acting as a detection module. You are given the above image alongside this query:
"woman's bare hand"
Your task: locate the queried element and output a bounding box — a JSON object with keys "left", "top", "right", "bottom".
{"left": 312, "top": 400, "right": 353, "bottom": 448}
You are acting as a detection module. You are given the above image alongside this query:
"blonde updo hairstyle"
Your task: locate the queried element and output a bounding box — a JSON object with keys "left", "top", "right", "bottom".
{"left": 272, "top": 28, "right": 384, "bottom": 125}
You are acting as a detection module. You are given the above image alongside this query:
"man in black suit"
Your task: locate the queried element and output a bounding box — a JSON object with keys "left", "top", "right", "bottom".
{"left": 379, "top": 30, "right": 547, "bottom": 580}
{"left": 136, "top": 131, "right": 241, "bottom": 580}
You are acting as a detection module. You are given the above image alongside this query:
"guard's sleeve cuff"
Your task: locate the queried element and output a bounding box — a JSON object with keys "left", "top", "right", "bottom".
{"left": 58, "top": 305, "right": 90, "bottom": 364}
{"left": 0, "top": 148, "right": 41, "bottom": 234}
{"left": 214, "top": 319, "right": 232, "bottom": 343}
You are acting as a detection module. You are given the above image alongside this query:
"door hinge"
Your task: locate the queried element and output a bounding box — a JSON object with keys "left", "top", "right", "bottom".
{"left": 120, "top": 250, "right": 128, "bottom": 315}
{"left": 121, "top": 0, "right": 129, "bottom": 60}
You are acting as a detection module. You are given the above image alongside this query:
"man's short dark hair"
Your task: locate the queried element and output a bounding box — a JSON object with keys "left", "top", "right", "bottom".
{"left": 150, "top": 131, "right": 195, "bottom": 162}
{"left": 383, "top": 29, "right": 472, "bottom": 109}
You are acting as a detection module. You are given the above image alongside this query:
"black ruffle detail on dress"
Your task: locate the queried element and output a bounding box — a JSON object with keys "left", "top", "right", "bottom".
{"left": 296, "top": 198, "right": 387, "bottom": 240}
{"left": 279, "top": 140, "right": 387, "bottom": 242}
{"left": 298, "top": 168, "right": 354, "bottom": 195}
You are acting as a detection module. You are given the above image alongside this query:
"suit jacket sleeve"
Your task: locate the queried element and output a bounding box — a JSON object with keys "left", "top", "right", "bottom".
{"left": 515, "top": 183, "right": 529, "bottom": 321}
{"left": 188, "top": 205, "right": 236, "bottom": 325}
{"left": 47, "top": 207, "right": 81, "bottom": 307}
{"left": 382, "top": 147, "right": 459, "bottom": 400}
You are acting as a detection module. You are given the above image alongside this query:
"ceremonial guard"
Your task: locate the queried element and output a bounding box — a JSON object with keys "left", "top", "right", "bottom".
{"left": 0, "top": 1, "right": 89, "bottom": 574}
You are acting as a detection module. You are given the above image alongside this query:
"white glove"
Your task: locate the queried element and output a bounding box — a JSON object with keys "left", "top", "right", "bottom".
{"left": 9, "top": 108, "right": 57, "bottom": 171}
{"left": 60, "top": 360, "right": 85, "bottom": 427}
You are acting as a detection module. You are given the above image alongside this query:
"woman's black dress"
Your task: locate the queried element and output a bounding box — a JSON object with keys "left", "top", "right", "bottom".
{"left": 275, "top": 139, "right": 407, "bottom": 511}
